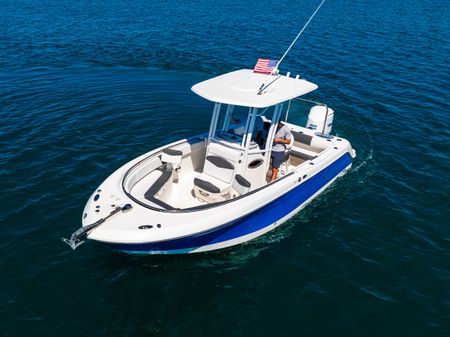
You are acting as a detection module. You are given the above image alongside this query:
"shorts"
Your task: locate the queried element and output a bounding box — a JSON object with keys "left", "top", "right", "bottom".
{"left": 271, "top": 151, "right": 285, "bottom": 169}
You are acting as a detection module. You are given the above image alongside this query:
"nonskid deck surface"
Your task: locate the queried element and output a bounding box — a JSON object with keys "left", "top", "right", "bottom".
{"left": 164, "top": 171, "right": 205, "bottom": 208}
{"left": 130, "top": 170, "right": 204, "bottom": 208}
{"left": 130, "top": 161, "right": 303, "bottom": 209}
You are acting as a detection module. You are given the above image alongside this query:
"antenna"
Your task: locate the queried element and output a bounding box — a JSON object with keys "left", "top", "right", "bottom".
{"left": 258, "top": 0, "right": 326, "bottom": 94}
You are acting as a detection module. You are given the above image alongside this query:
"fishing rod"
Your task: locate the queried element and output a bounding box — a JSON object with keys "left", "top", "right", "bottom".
{"left": 258, "top": 0, "right": 326, "bottom": 95}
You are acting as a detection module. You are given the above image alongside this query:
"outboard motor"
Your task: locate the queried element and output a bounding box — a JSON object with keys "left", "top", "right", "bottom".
{"left": 306, "top": 105, "right": 334, "bottom": 134}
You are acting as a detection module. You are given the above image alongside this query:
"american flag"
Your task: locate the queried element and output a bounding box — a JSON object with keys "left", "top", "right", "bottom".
{"left": 253, "top": 58, "right": 278, "bottom": 74}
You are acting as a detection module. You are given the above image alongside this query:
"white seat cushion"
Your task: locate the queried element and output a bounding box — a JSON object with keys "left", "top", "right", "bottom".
{"left": 232, "top": 174, "right": 251, "bottom": 195}
{"left": 202, "top": 155, "right": 234, "bottom": 183}
{"left": 194, "top": 173, "right": 230, "bottom": 194}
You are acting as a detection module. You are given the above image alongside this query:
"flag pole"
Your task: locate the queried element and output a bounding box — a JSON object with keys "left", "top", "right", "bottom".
{"left": 258, "top": 0, "right": 326, "bottom": 94}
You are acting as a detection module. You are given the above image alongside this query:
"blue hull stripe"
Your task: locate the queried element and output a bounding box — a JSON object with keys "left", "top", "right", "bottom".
{"left": 108, "top": 153, "right": 352, "bottom": 253}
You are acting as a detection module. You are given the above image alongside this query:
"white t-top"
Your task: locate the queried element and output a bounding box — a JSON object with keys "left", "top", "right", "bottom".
{"left": 192, "top": 69, "right": 318, "bottom": 108}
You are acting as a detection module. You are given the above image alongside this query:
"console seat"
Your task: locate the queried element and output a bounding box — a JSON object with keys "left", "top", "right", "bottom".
{"left": 194, "top": 155, "right": 235, "bottom": 203}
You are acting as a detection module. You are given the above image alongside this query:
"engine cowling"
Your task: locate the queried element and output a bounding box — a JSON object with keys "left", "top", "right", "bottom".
{"left": 306, "top": 105, "right": 334, "bottom": 134}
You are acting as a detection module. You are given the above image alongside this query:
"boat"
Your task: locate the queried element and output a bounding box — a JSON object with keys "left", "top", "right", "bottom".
{"left": 62, "top": 1, "right": 355, "bottom": 254}
{"left": 63, "top": 66, "right": 356, "bottom": 254}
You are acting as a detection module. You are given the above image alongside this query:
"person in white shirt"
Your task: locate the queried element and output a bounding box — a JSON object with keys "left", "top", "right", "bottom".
{"left": 270, "top": 121, "right": 292, "bottom": 181}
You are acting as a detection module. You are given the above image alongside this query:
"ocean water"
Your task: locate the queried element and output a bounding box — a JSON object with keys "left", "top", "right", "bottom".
{"left": 1, "top": 0, "right": 449, "bottom": 336}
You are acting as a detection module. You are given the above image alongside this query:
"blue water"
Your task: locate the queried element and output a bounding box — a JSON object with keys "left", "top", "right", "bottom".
{"left": 1, "top": 0, "right": 449, "bottom": 336}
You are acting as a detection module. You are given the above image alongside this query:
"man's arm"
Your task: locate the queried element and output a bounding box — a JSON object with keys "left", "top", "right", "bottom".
{"left": 274, "top": 128, "right": 292, "bottom": 144}
{"left": 273, "top": 138, "right": 291, "bottom": 144}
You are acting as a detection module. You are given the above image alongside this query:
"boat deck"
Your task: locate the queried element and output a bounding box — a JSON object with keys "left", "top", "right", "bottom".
{"left": 130, "top": 170, "right": 205, "bottom": 208}
{"left": 130, "top": 158, "right": 308, "bottom": 209}
{"left": 165, "top": 171, "right": 205, "bottom": 208}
